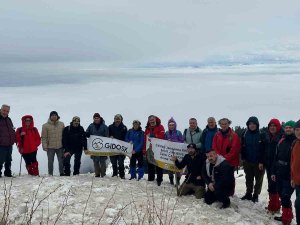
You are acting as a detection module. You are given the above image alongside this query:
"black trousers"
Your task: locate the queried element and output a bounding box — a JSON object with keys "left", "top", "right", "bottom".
{"left": 63, "top": 150, "right": 83, "bottom": 175}
{"left": 204, "top": 187, "right": 231, "bottom": 206}
{"left": 266, "top": 166, "right": 278, "bottom": 194}
{"left": 0, "top": 146, "right": 12, "bottom": 176}
{"left": 22, "top": 151, "right": 37, "bottom": 166}
{"left": 110, "top": 155, "right": 125, "bottom": 178}
{"left": 147, "top": 162, "right": 163, "bottom": 182}
{"left": 130, "top": 152, "right": 143, "bottom": 170}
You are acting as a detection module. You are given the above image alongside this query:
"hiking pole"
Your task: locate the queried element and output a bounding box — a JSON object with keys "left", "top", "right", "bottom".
{"left": 19, "top": 155, "right": 23, "bottom": 176}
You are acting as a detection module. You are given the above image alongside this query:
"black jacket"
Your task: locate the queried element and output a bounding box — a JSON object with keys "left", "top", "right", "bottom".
{"left": 62, "top": 124, "right": 87, "bottom": 153}
{"left": 272, "top": 134, "right": 296, "bottom": 180}
{"left": 264, "top": 129, "right": 284, "bottom": 169}
{"left": 108, "top": 122, "right": 127, "bottom": 141}
{"left": 175, "top": 153, "right": 205, "bottom": 186}
{"left": 241, "top": 130, "right": 265, "bottom": 164}
{"left": 202, "top": 156, "right": 234, "bottom": 192}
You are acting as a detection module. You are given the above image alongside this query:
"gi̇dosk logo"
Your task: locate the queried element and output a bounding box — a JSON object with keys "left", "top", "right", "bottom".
{"left": 92, "top": 138, "right": 103, "bottom": 151}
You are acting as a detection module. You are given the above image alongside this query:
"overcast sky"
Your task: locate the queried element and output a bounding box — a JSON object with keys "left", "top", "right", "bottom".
{"left": 0, "top": 0, "right": 299, "bottom": 64}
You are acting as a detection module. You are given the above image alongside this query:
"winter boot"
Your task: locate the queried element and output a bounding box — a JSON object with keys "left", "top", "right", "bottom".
{"left": 252, "top": 194, "right": 259, "bottom": 203}
{"left": 4, "top": 162, "right": 12, "bottom": 177}
{"left": 241, "top": 193, "right": 252, "bottom": 200}
{"left": 268, "top": 193, "right": 281, "bottom": 213}
{"left": 220, "top": 198, "right": 231, "bottom": 209}
{"left": 282, "top": 207, "right": 293, "bottom": 225}
{"left": 274, "top": 216, "right": 282, "bottom": 221}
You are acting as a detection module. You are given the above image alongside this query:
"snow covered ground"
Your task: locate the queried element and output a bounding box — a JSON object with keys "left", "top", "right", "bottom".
{"left": 0, "top": 171, "right": 296, "bottom": 225}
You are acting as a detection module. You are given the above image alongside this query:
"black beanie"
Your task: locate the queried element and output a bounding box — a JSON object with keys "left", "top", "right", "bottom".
{"left": 50, "top": 111, "right": 59, "bottom": 118}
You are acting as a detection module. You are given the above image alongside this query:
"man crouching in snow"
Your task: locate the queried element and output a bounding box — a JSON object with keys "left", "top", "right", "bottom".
{"left": 202, "top": 149, "right": 234, "bottom": 209}
{"left": 171, "top": 143, "right": 205, "bottom": 199}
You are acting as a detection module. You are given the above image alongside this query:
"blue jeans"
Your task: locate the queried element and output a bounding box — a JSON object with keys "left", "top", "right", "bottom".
{"left": 295, "top": 185, "right": 300, "bottom": 225}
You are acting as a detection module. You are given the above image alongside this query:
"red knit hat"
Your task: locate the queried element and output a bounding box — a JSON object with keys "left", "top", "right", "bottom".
{"left": 268, "top": 118, "right": 281, "bottom": 132}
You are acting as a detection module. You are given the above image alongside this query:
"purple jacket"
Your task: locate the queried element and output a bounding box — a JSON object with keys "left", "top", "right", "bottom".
{"left": 0, "top": 115, "right": 16, "bottom": 146}
{"left": 164, "top": 117, "right": 184, "bottom": 143}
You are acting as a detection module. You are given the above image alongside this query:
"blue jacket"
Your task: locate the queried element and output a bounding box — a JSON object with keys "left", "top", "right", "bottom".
{"left": 200, "top": 125, "right": 218, "bottom": 153}
{"left": 125, "top": 128, "right": 144, "bottom": 153}
{"left": 241, "top": 117, "right": 265, "bottom": 164}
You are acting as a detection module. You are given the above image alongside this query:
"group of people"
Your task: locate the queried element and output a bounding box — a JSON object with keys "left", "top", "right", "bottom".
{"left": 0, "top": 104, "right": 299, "bottom": 225}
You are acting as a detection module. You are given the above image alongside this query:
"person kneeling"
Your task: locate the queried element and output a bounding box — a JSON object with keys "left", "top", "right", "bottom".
{"left": 171, "top": 143, "right": 205, "bottom": 199}
{"left": 203, "top": 149, "right": 234, "bottom": 209}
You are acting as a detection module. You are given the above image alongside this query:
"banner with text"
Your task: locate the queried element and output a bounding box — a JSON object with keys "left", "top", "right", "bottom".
{"left": 87, "top": 135, "right": 133, "bottom": 157}
{"left": 146, "top": 137, "right": 188, "bottom": 172}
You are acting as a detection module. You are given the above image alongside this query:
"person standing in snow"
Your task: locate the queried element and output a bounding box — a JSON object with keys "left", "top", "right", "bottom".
{"left": 212, "top": 118, "right": 240, "bottom": 195}
{"left": 16, "top": 115, "right": 41, "bottom": 176}
{"left": 291, "top": 120, "right": 300, "bottom": 225}
{"left": 271, "top": 120, "right": 296, "bottom": 225}
{"left": 240, "top": 116, "right": 265, "bottom": 203}
{"left": 86, "top": 113, "right": 109, "bottom": 177}
{"left": 183, "top": 118, "right": 202, "bottom": 153}
{"left": 171, "top": 143, "right": 205, "bottom": 199}
{"left": 0, "top": 104, "right": 16, "bottom": 177}
{"left": 202, "top": 149, "right": 234, "bottom": 208}
{"left": 164, "top": 117, "right": 184, "bottom": 186}
{"left": 144, "top": 115, "right": 165, "bottom": 186}
{"left": 108, "top": 114, "right": 128, "bottom": 179}
{"left": 41, "top": 111, "right": 65, "bottom": 176}
{"left": 125, "top": 120, "right": 144, "bottom": 180}
{"left": 264, "top": 118, "right": 284, "bottom": 213}
{"left": 62, "top": 116, "right": 87, "bottom": 176}
{"left": 200, "top": 117, "right": 218, "bottom": 153}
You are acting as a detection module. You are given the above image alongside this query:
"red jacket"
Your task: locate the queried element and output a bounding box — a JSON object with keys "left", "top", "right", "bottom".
{"left": 143, "top": 117, "right": 165, "bottom": 155}
{"left": 212, "top": 128, "right": 241, "bottom": 167}
{"left": 16, "top": 115, "right": 41, "bottom": 154}
{"left": 291, "top": 140, "right": 300, "bottom": 185}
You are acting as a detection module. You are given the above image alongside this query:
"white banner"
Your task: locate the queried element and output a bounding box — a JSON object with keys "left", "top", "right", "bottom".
{"left": 146, "top": 137, "right": 188, "bottom": 172}
{"left": 87, "top": 135, "right": 133, "bottom": 157}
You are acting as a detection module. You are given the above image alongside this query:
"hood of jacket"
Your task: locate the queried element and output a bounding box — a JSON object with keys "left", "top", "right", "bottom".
{"left": 246, "top": 116, "right": 259, "bottom": 131}
{"left": 168, "top": 117, "right": 177, "bottom": 131}
{"left": 22, "top": 115, "right": 34, "bottom": 129}
{"left": 268, "top": 118, "right": 282, "bottom": 133}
